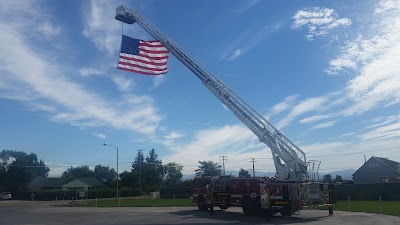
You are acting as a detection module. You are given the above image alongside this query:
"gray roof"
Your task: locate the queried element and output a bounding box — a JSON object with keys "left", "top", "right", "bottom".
{"left": 28, "top": 177, "right": 69, "bottom": 189}
{"left": 375, "top": 157, "right": 400, "bottom": 174}
{"left": 353, "top": 157, "right": 400, "bottom": 176}
{"left": 61, "top": 177, "right": 104, "bottom": 188}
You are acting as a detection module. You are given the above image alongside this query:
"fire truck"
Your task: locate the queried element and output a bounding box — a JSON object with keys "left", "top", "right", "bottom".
{"left": 192, "top": 175, "right": 334, "bottom": 216}
{"left": 114, "top": 6, "right": 335, "bottom": 217}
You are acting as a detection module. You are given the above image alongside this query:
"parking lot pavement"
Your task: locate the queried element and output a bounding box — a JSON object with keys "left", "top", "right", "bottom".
{"left": 1, "top": 200, "right": 399, "bottom": 225}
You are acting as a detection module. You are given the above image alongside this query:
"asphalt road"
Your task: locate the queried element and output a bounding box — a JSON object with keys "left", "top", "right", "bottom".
{"left": 0, "top": 200, "right": 399, "bottom": 225}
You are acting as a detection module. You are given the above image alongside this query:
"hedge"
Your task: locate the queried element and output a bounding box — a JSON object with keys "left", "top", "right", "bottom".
{"left": 335, "top": 183, "right": 400, "bottom": 201}
{"left": 160, "top": 187, "right": 192, "bottom": 199}
{"left": 11, "top": 188, "right": 141, "bottom": 201}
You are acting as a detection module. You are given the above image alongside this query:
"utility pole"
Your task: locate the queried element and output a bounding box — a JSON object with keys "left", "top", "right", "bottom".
{"left": 220, "top": 156, "right": 227, "bottom": 175}
{"left": 250, "top": 158, "right": 257, "bottom": 177}
{"left": 137, "top": 149, "right": 144, "bottom": 192}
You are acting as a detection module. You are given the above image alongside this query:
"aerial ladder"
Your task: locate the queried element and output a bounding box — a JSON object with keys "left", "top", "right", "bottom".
{"left": 114, "top": 5, "right": 308, "bottom": 182}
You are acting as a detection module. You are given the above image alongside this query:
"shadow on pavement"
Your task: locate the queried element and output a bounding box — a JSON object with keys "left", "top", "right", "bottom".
{"left": 170, "top": 208, "right": 330, "bottom": 224}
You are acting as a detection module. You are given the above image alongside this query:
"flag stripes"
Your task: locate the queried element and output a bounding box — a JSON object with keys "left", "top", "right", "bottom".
{"left": 117, "top": 36, "right": 169, "bottom": 75}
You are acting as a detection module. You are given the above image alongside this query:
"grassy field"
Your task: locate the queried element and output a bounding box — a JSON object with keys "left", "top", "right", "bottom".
{"left": 333, "top": 201, "right": 400, "bottom": 216}
{"left": 72, "top": 197, "right": 193, "bottom": 207}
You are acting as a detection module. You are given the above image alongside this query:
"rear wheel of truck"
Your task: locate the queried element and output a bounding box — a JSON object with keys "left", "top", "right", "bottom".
{"left": 197, "top": 196, "right": 208, "bottom": 212}
{"left": 280, "top": 208, "right": 293, "bottom": 216}
{"left": 242, "top": 197, "right": 256, "bottom": 216}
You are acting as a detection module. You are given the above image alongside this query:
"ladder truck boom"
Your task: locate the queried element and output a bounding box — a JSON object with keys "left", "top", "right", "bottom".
{"left": 115, "top": 5, "right": 307, "bottom": 181}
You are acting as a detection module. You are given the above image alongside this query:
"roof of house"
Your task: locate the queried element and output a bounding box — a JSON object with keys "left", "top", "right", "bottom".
{"left": 353, "top": 157, "right": 400, "bottom": 176}
{"left": 375, "top": 157, "right": 400, "bottom": 172}
{"left": 61, "top": 177, "right": 103, "bottom": 188}
{"left": 28, "top": 177, "right": 69, "bottom": 189}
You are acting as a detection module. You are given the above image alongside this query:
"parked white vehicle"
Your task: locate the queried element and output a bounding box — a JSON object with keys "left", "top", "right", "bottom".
{"left": 1, "top": 192, "right": 12, "bottom": 200}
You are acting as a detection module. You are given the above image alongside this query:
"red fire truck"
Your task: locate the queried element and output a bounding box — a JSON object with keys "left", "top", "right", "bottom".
{"left": 192, "top": 175, "right": 335, "bottom": 217}
{"left": 115, "top": 5, "right": 335, "bottom": 218}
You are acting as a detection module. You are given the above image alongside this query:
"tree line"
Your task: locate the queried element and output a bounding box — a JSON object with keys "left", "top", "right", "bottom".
{"left": 0, "top": 149, "right": 257, "bottom": 193}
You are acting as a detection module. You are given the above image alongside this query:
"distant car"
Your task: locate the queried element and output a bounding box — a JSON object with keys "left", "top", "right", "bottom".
{"left": 1, "top": 192, "right": 12, "bottom": 200}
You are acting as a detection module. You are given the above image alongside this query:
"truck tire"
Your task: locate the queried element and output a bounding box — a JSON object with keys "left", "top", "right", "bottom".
{"left": 219, "top": 205, "right": 229, "bottom": 210}
{"left": 329, "top": 206, "right": 333, "bottom": 215}
{"left": 280, "top": 208, "right": 292, "bottom": 217}
{"left": 242, "top": 197, "right": 256, "bottom": 216}
{"left": 197, "top": 196, "right": 208, "bottom": 212}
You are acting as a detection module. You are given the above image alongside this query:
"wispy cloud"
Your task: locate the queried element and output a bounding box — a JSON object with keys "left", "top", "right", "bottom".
{"left": 266, "top": 95, "right": 297, "bottom": 119}
{"left": 0, "top": 0, "right": 164, "bottom": 135}
{"left": 358, "top": 121, "right": 400, "bottom": 140}
{"left": 330, "top": 0, "right": 400, "bottom": 116}
{"left": 308, "top": 120, "right": 336, "bottom": 130}
{"left": 276, "top": 96, "right": 329, "bottom": 129}
{"left": 79, "top": 67, "right": 104, "bottom": 77}
{"left": 164, "top": 131, "right": 184, "bottom": 139}
{"left": 81, "top": 0, "right": 125, "bottom": 55}
{"left": 153, "top": 75, "right": 166, "bottom": 88}
{"left": 300, "top": 114, "right": 334, "bottom": 124}
{"left": 162, "top": 124, "right": 263, "bottom": 174}
{"left": 221, "top": 24, "right": 280, "bottom": 61}
{"left": 93, "top": 133, "right": 107, "bottom": 139}
{"left": 112, "top": 75, "right": 135, "bottom": 92}
{"left": 231, "top": 0, "right": 261, "bottom": 14}
{"left": 292, "top": 7, "right": 352, "bottom": 40}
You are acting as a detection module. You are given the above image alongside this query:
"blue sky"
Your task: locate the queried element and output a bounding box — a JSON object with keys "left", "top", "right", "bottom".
{"left": 1, "top": 0, "right": 400, "bottom": 178}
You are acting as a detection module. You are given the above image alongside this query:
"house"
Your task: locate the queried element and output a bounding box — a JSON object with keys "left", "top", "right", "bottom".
{"left": 352, "top": 157, "right": 400, "bottom": 184}
{"left": 28, "top": 177, "right": 103, "bottom": 192}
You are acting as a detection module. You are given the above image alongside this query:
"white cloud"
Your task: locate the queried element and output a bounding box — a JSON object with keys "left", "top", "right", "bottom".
{"left": 153, "top": 75, "right": 166, "bottom": 88}
{"left": 374, "top": 0, "right": 400, "bottom": 15}
{"left": 164, "top": 131, "right": 184, "bottom": 139}
{"left": 221, "top": 24, "right": 279, "bottom": 61}
{"left": 308, "top": 120, "right": 336, "bottom": 130}
{"left": 112, "top": 75, "right": 135, "bottom": 92}
{"left": 292, "top": 7, "right": 351, "bottom": 40}
{"left": 0, "top": 1, "right": 163, "bottom": 135}
{"left": 37, "top": 21, "right": 61, "bottom": 40}
{"left": 266, "top": 95, "right": 297, "bottom": 119}
{"left": 81, "top": 0, "right": 125, "bottom": 55}
{"left": 93, "top": 133, "right": 107, "bottom": 139}
{"left": 162, "top": 124, "right": 264, "bottom": 174}
{"left": 358, "top": 122, "right": 400, "bottom": 140}
{"left": 276, "top": 96, "right": 328, "bottom": 129}
{"left": 300, "top": 114, "right": 334, "bottom": 124}
{"left": 320, "top": 0, "right": 400, "bottom": 117}
{"left": 231, "top": 0, "right": 261, "bottom": 14}
{"left": 79, "top": 67, "right": 104, "bottom": 77}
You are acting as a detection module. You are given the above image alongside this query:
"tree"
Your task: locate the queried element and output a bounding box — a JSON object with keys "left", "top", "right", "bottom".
{"left": 239, "top": 168, "right": 251, "bottom": 177}
{"left": 0, "top": 150, "right": 49, "bottom": 191}
{"left": 195, "top": 161, "right": 222, "bottom": 176}
{"left": 131, "top": 149, "right": 165, "bottom": 191}
{"left": 119, "top": 171, "right": 138, "bottom": 188}
{"left": 334, "top": 175, "right": 343, "bottom": 183}
{"left": 323, "top": 174, "right": 332, "bottom": 183}
{"left": 131, "top": 150, "right": 145, "bottom": 189}
{"left": 61, "top": 165, "right": 93, "bottom": 179}
{"left": 142, "top": 149, "right": 164, "bottom": 190}
{"left": 164, "top": 162, "right": 183, "bottom": 185}
{"left": 94, "top": 165, "right": 116, "bottom": 184}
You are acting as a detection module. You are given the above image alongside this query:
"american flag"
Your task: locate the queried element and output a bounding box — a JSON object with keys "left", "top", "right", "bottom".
{"left": 117, "top": 35, "right": 169, "bottom": 75}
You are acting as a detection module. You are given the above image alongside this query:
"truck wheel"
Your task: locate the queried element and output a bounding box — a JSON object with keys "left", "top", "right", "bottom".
{"left": 197, "top": 196, "right": 208, "bottom": 212}
{"left": 280, "top": 208, "right": 292, "bottom": 217}
{"left": 219, "top": 205, "right": 229, "bottom": 210}
{"left": 242, "top": 197, "right": 255, "bottom": 216}
{"left": 329, "top": 206, "right": 333, "bottom": 215}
